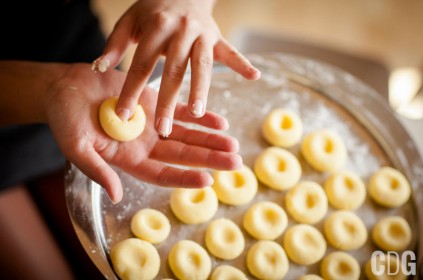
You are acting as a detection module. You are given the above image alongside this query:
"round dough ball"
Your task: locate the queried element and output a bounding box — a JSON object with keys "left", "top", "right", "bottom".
{"left": 211, "top": 164, "right": 258, "bottom": 206}
{"left": 283, "top": 224, "right": 326, "bottom": 266}
{"left": 324, "top": 210, "right": 368, "bottom": 250}
{"left": 368, "top": 167, "right": 411, "bottom": 208}
{"left": 299, "top": 275, "right": 324, "bottom": 280}
{"left": 254, "top": 147, "right": 302, "bottom": 191}
{"left": 168, "top": 240, "right": 211, "bottom": 280}
{"left": 170, "top": 186, "right": 218, "bottom": 224}
{"left": 262, "top": 108, "right": 303, "bottom": 148}
{"left": 246, "top": 240, "right": 289, "bottom": 280}
{"left": 205, "top": 218, "right": 245, "bottom": 260}
{"left": 210, "top": 265, "right": 248, "bottom": 280}
{"left": 285, "top": 181, "right": 328, "bottom": 224}
{"left": 243, "top": 201, "right": 288, "bottom": 240}
{"left": 372, "top": 216, "right": 412, "bottom": 251}
{"left": 365, "top": 253, "right": 407, "bottom": 280}
{"left": 110, "top": 238, "right": 160, "bottom": 280}
{"left": 324, "top": 171, "right": 366, "bottom": 210}
{"left": 301, "top": 129, "right": 347, "bottom": 172}
{"left": 130, "top": 208, "right": 171, "bottom": 244}
{"left": 99, "top": 97, "right": 146, "bottom": 142}
{"left": 321, "top": 252, "right": 360, "bottom": 280}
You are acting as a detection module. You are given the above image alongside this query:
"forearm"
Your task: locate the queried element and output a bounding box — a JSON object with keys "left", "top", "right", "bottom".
{"left": 0, "top": 61, "right": 69, "bottom": 126}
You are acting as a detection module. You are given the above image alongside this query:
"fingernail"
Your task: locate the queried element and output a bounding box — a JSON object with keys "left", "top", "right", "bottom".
{"left": 106, "top": 189, "right": 122, "bottom": 205}
{"left": 250, "top": 67, "right": 261, "bottom": 79}
{"left": 191, "top": 99, "right": 205, "bottom": 118}
{"left": 117, "top": 108, "right": 131, "bottom": 122}
{"left": 157, "top": 117, "right": 171, "bottom": 137}
{"left": 91, "top": 57, "right": 110, "bottom": 73}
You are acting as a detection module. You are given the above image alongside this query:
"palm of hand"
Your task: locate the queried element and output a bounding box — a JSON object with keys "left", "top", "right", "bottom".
{"left": 46, "top": 64, "right": 241, "bottom": 203}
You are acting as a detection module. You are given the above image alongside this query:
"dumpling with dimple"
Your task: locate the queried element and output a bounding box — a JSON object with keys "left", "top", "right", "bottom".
{"left": 99, "top": 97, "right": 146, "bottom": 142}
{"left": 170, "top": 186, "right": 218, "bottom": 224}
{"left": 321, "top": 252, "right": 360, "bottom": 280}
{"left": 110, "top": 238, "right": 160, "bottom": 280}
{"left": 211, "top": 265, "right": 248, "bottom": 280}
{"left": 285, "top": 181, "right": 328, "bottom": 224}
{"left": 372, "top": 216, "right": 412, "bottom": 251}
{"left": 243, "top": 201, "right": 288, "bottom": 240}
{"left": 283, "top": 224, "right": 326, "bottom": 266}
{"left": 368, "top": 167, "right": 411, "bottom": 208}
{"left": 301, "top": 129, "right": 347, "bottom": 172}
{"left": 262, "top": 108, "right": 303, "bottom": 148}
{"left": 254, "top": 147, "right": 302, "bottom": 191}
{"left": 246, "top": 240, "right": 289, "bottom": 280}
{"left": 324, "top": 171, "right": 366, "bottom": 210}
{"left": 211, "top": 164, "right": 258, "bottom": 206}
{"left": 168, "top": 240, "right": 211, "bottom": 280}
{"left": 324, "top": 210, "right": 367, "bottom": 250}
{"left": 205, "top": 218, "right": 245, "bottom": 260}
{"left": 130, "top": 208, "right": 171, "bottom": 244}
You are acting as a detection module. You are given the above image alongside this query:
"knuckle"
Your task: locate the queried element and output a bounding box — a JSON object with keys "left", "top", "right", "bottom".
{"left": 129, "top": 62, "right": 151, "bottom": 77}
{"left": 197, "top": 56, "right": 213, "bottom": 68}
{"left": 180, "top": 16, "right": 199, "bottom": 32}
{"left": 157, "top": 102, "right": 175, "bottom": 115}
{"left": 164, "top": 64, "right": 186, "bottom": 82}
{"left": 152, "top": 11, "right": 171, "bottom": 29}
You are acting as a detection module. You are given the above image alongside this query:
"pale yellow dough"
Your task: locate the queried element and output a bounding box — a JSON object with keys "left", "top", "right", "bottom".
{"left": 301, "top": 129, "right": 347, "bottom": 172}
{"left": 324, "top": 210, "right": 368, "bottom": 250}
{"left": 262, "top": 108, "right": 303, "bottom": 148}
{"left": 283, "top": 224, "right": 326, "bottom": 266}
{"left": 170, "top": 186, "right": 218, "bottom": 224}
{"left": 254, "top": 147, "right": 302, "bottom": 191}
{"left": 321, "top": 252, "right": 360, "bottom": 280}
{"left": 299, "top": 275, "right": 323, "bottom": 280}
{"left": 130, "top": 208, "right": 170, "bottom": 244}
{"left": 99, "top": 97, "right": 146, "bottom": 142}
{"left": 211, "top": 164, "right": 258, "bottom": 206}
{"left": 110, "top": 238, "right": 160, "bottom": 280}
{"left": 168, "top": 240, "right": 211, "bottom": 280}
{"left": 243, "top": 201, "right": 288, "bottom": 240}
{"left": 210, "top": 265, "right": 248, "bottom": 280}
{"left": 368, "top": 167, "right": 411, "bottom": 208}
{"left": 324, "top": 170, "right": 366, "bottom": 210}
{"left": 372, "top": 216, "right": 412, "bottom": 251}
{"left": 205, "top": 218, "right": 245, "bottom": 260}
{"left": 285, "top": 181, "right": 328, "bottom": 224}
{"left": 365, "top": 254, "right": 407, "bottom": 280}
{"left": 246, "top": 240, "right": 289, "bottom": 280}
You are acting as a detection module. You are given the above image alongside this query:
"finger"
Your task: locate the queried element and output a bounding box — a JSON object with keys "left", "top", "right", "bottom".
{"left": 174, "top": 103, "right": 229, "bottom": 130}
{"left": 93, "top": 15, "right": 136, "bottom": 72}
{"left": 115, "top": 29, "right": 166, "bottom": 121}
{"left": 214, "top": 39, "right": 261, "bottom": 80}
{"left": 169, "top": 124, "right": 239, "bottom": 152}
{"left": 188, "top": 37, "right": 214, "bottom": 118}
{"left": 151, "top": 140, "right": 243, "bottom": 170}
{"left": 129, "top": 159, "right": 214, "bottom": 188}
{"left": 155, "top": 27, "right": 198, "bottom": 137}
{"left": 69, "top": 147, "right": 123, "bottom": 204}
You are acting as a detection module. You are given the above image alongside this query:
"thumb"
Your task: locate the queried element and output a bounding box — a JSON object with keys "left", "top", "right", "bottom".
{"left": 70, "top": 147, "right": 123, "bottom": 204}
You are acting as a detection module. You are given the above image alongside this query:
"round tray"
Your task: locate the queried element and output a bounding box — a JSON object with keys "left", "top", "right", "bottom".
{"left": 65, "top": 52, "right": 423, "bottom": 279}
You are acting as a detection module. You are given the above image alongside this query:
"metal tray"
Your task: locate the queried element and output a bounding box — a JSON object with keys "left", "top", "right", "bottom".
{"left": 65, "top": 53, "right": 423, "bottom": 279}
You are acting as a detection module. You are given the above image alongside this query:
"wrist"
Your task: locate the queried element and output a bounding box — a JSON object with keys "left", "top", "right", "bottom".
{"left": 0, "top": 61, "right": 69, "bottom": 125}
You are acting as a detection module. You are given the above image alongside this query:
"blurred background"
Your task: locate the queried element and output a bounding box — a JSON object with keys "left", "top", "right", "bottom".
{"left": 92, "top": 0, "right": 423, "bottom": 152}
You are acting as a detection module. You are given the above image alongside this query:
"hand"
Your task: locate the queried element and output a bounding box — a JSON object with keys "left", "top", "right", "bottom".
{"left": 94, "top": 0, "right": 261, "bottom": 136}
{"left": 45, "top": 64, "right": 242, "bottom": 203}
